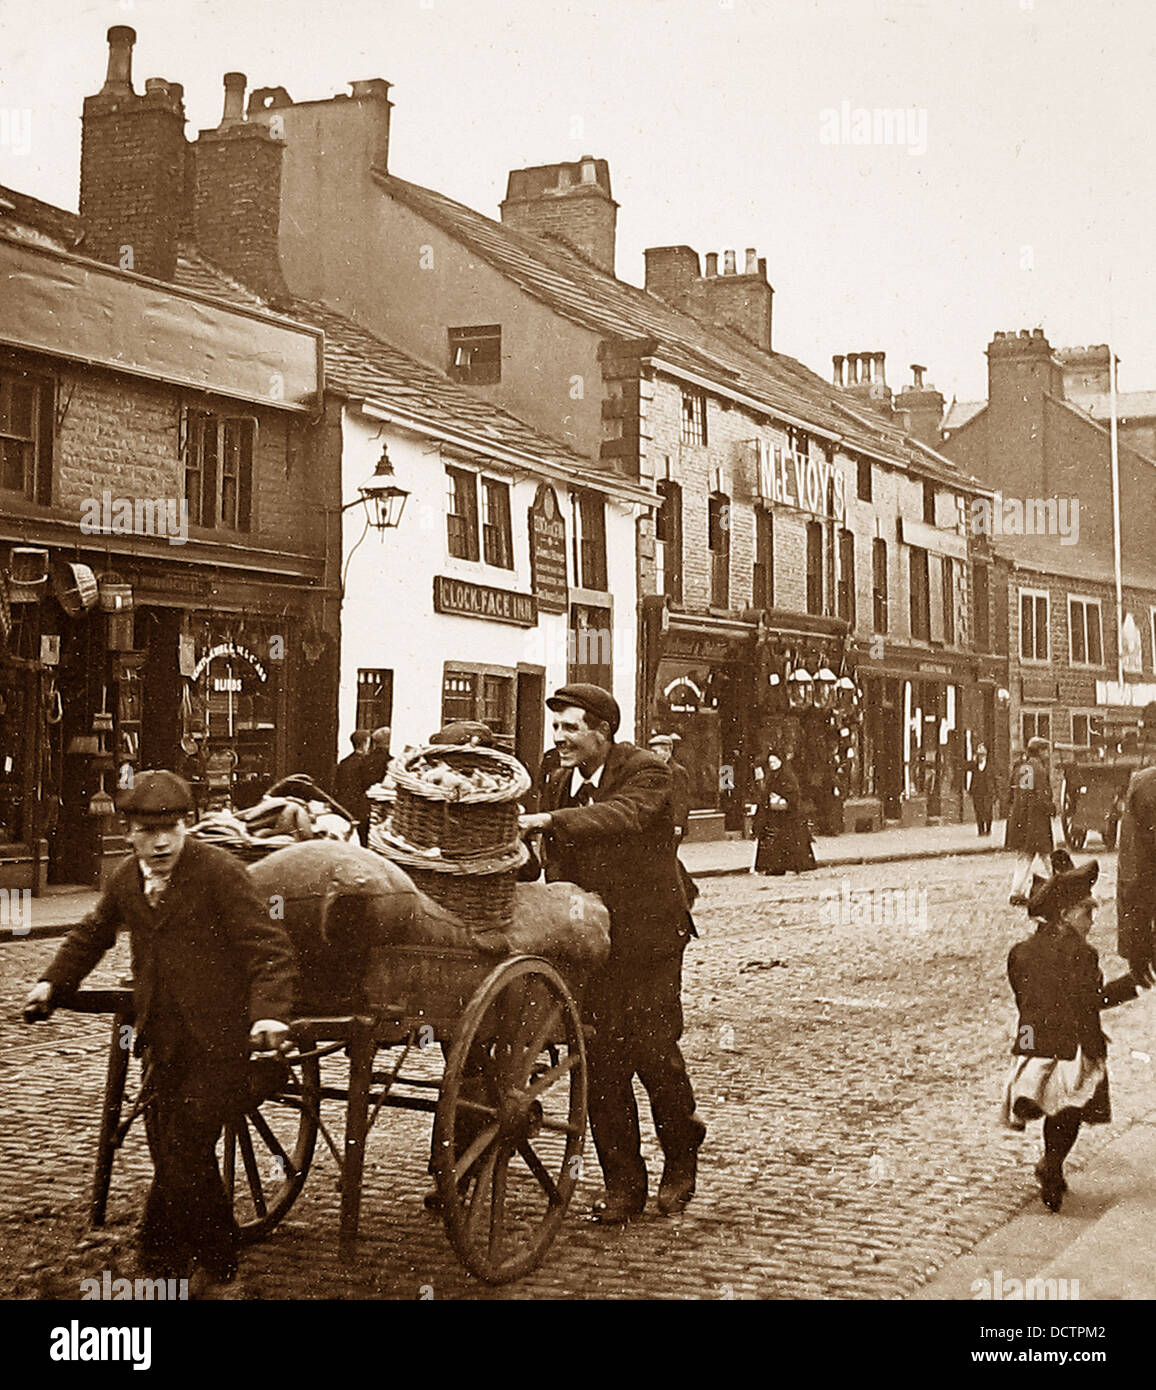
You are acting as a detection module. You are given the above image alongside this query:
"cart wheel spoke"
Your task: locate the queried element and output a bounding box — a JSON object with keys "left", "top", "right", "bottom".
{"left": 222, "top": 1120, "right": 237, "bottom": 1199}
{"left": 489, "top": 1153, "right": 509, "bottom": 1259}
{"left": 523, "top": 1004, "right": 564, "bottom": 1074}
{"left": 451, "top": 1122, "right": 501, "bottom": 1188}
{"left": 517, "top": 1141, "right": 560, "bottom": 1204}
{"left": 525, "top": 1051, "right": 578, "bottom": 1101}
{"left": 248, "top": 1108, "right": 299, "bottom": 1181}
{"left": 466, "top": 1146, "right": 499, "bottom": 1241}
{"left": 235, "top": 1115, "right": 268, "bottom": 1219}
{"left": 536, "top": 1115, "right": 584, "bottom": 1137}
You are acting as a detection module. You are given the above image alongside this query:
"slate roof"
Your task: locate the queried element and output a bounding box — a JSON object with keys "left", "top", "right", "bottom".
{"left": 173, "top": 247, "right": 629, "bottom": 490}
{"left": 0, "top": 183, "right": 83, "bottom": 248}
{"left": 379, "top": 172, "right": 988, "bottom": 493}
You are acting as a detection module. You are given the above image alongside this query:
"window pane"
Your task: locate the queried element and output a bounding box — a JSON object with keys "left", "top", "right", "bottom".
{"left": 1087, "top": 606, "right": 1102, "bottom": 664}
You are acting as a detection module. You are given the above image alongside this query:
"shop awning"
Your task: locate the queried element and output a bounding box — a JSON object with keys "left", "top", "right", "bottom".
{"left": 0, "top": 235, "right": 323, "bottom": 412}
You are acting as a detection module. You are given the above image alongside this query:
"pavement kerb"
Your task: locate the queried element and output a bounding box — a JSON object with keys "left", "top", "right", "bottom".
{"left": 692, "top": 841, "right": 1009, "bottom": 878}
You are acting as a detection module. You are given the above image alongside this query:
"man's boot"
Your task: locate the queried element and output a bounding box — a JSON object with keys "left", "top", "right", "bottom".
{"left": 657, "top": 1116, "right": 706, "bottom": 1216}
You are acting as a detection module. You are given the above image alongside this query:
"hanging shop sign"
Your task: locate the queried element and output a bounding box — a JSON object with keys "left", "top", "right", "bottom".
{"left": 527, "top": 484, "right": 569, "bottom": 614}
{"left": 753, "top": 440, "right": 847, "bottom": 521}
{"left": 433, "top": 576, "right": 537, "bottom": 627}
{"left": 191, "top": 641, "right": 269, "bottom": 683}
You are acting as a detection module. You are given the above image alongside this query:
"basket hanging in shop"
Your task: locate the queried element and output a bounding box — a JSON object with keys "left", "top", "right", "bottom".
{"left": 8, "top": 547, "right": 49, "bottom": 602}
{"left": 54, "top": 561, "right": 99, "bottom": 617}
{"left": 98, "top": 573, "right": 133, "bottom": 613}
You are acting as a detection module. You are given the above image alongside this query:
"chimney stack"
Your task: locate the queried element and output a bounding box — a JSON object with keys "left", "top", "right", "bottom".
{"left": 646, "top": 242, "right": 774, "bottom": 353}
{"left": 894, "top": 362, "right": 945, "bottom": 445}
{"left": 500, "top": 157, "right": 618, "bottom": 274}
{"left": 80, "top": 26, "right": 188, "bottom": 280}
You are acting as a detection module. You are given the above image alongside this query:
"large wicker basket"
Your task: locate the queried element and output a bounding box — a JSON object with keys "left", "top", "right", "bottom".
{"left": 389, "top": 745, "right": 530, "bottom": 857}
{"left": 404, "top": 864, "right": 520, "bottom": 932}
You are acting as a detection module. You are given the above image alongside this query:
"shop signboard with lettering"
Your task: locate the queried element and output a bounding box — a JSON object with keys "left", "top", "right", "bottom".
{"left": 433, "top": 575, "right": 537, "bottom": 627}
{"left": 527, "top": 484, "right": 569, "bottom": 613}
{"left": 753, "top": 439, "right": 847, "bottom": 521}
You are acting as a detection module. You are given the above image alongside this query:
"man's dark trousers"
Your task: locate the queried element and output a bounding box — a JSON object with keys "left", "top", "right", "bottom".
{"left": 584, "top": 948, "right": 698, "bottom": 1197}
{"left": 138, "top": 1014, "right": 245, "bottom": 1277}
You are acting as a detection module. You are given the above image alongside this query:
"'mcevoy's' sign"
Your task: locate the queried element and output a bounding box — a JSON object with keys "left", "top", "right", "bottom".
{"left": 755, "top": 440, "right": 846, "bottom": 521}
{"left": 433, "top": 576, "right": 537, "bottom": 627}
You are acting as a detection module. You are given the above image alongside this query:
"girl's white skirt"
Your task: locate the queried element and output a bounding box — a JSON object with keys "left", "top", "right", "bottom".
{"left": 1002, "top": 1048, "right": 1111, "bottom": 1129}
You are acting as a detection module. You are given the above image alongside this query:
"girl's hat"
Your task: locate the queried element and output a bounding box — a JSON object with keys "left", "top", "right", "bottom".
{"left": 1027, "top": 859, "right": 1099, "bottom": 921}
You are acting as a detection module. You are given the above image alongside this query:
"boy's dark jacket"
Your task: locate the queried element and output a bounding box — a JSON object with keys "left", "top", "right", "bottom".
{"left": 541, "top": 741, "right": 694, "bottom": 962}
{"left": 40, "top": 836, "right": 298, "bottom": 1059}
{"left": 1008, "top": 926, "right": 1136, "bottom": 1060}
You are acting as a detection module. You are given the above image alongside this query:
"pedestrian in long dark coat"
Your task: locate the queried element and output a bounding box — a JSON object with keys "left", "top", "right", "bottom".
{"left": 333, "top": 728, "right": 372, "bottom": 844}
{"left": 1002, "top": 856, "right": 1137, "bottom": 1210}
{"left": 1118, "top": 764, "right": 1156, "bottom": 987}
{"left": 24, "top": 771, "right": 298, "bottom": 1293}
{"left": 752, "top": 753, "right": 815, "bottom": 875}
{"left": 1006, "top": 737, "right": 1055, "bottom": 904}
{"left": 966, "top": 743, "right": 995, "bottom": 836}
{"left": 518, "top": 684, "right": 705, "bottom": 1224}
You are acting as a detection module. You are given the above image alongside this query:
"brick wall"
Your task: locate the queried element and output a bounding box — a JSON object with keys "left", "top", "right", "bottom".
{"left": 50, "top": 361, "right": 325, "bottom": 555}
{"left": 191, "top": 127, "right": 289, "bottom": 301}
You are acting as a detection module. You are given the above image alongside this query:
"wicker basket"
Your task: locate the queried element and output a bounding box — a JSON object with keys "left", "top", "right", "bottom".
{"left": 404, "top": 864, "right": 520, "bottom": 931}
{"left": 389, "top": 745, "right": 530, "bottom": 858}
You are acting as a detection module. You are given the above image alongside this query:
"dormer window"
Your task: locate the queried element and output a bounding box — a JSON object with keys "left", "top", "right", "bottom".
{"left": 449, "top": 326, "right": 501, "bottom": 385}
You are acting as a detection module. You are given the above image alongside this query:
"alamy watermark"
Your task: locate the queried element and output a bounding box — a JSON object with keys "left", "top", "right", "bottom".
{"left": 80, "top": 1270, "right": 187, "bottom": 1301}
{"left": 969, "top": 495, "right": 1079, "bottom": 546}
{"left": 819, "top": 878, "right": 928, "bottom": 932}
{"left": 819, "top": 102, "right": 927, "bottom": 157}
{"left": 2, "top": 887, "right": 32, "bottom": 937}
{"left": 0, "top": 108, "right": 32, "bottom": 157}
{"left": 971, "top": 1269, "right": 1080, "bottom": 1301}
{"left": 80, "top": 491, "right": 188, "bottom": 546}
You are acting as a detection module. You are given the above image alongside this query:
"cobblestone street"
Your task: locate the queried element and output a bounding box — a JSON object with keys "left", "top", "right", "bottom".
{"left": 4, "top": 848, "right": 1155, "bottom": 1301}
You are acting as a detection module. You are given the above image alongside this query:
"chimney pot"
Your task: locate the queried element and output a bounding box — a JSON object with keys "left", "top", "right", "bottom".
{"left": 580, "top": 159, "right": 597, "bottom": 184}
{"left": 744, "top": 247, "right": 757, "bottom": 274}
{"left": 832, "top": 354, "right": 845, "bottom": 386}
{"left": 144, "top": 78, "right": 169, "bottom": 95}
{"left": 103, "top": 25, "right": 136, "bottom": 95}
{"left": 705, "top": 252, "right": 718, "bottom": 277}
{"left": 758, "top": 256, "right": 766, "bottom": 278}
{"left": 874, "top": 351, "right": 887, "bottom": 385}
{"left": 910, "top": 363, "right": 925, "bottom": 389}
{"left": 221, "top": 72, "right": 247, "bottom": 127}
{"left": 723, "top": 249, "right": 736, "bottom": 276}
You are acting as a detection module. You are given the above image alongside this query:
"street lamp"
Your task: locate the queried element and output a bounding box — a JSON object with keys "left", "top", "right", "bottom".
{"left": 344, "top": 446, "right": 410, "bottom": 532}
{"left": 814, "top": 667, "right": 838, "bottom": 711}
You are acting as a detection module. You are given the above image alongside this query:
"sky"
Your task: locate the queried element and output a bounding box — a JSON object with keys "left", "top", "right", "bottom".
{"left": 1, "top": 0, "right": 1154, "bottom": 405}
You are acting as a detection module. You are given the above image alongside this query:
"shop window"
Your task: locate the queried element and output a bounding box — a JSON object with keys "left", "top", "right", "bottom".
{"left": 753, "top": 507, "right": 774, "bottom": 610}
{"left": 837, "top": 527, "right": 855, "bottom": 624}
{"left": 184, "top": 410, "right": 253, "bottom": 531}
{"left": 655, "top": 480, "right": 683, "bottom": 603}
{"left": 941, "top": 556, "right": 955, "bottom": 645}
{"left": 872, "top": 538, "right": 889, "bottom": 634}
{"left": 806, "top": 520, "right": 824, "bottom": 616}
{"left": 707, "top": 492, "right": 730, "bottom": 608}
{"left": 856, "top": 456, "right": 873, "bottom": 502}
{"left": 445, "top": 466, "right": 480, "bottom": 561}
{"left": 680, "top": 391, "right": 707, "bottom": 446}
{"left": 972, "top": 561, "right": 990, "bottom": 652}
{"left": 448, "top": 326, "right": 501, "bottom": 385}
{"left": 481, "top": 478, "right": 514, "bottom": 569}
{"left": 443, "top": 666, "right": 514, "bottom": 736}
{"left": 356, "top": 669, "right": 393, "bottom": 732}
{"left": 571, "top": 491, "right": 607, "bottom": 591}
{"left": 1022, "top": 710, "right": 1051, "bottom": 745}
{"left": 1019, "top": 588, "right": 1049, "bottom": 663}
{"left": 0, "top": 368, "right": 51, "bottom": 502}
{"left": 568, "top": 603, "right": 613, "bottom": 690}
{"left": 909, "top": 546, "right": 930, "bottom": 640}
{"left": 1068, "top": 596, "right": 1103, "bottom": 667}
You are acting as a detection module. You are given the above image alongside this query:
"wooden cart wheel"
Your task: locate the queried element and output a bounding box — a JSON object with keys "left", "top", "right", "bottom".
{"left": 1061, "top": 777, "right": 1086, "bottom": 850}
{"left": 433, "top": 956, "right": 587, "bottom": 1284}
{"left": 220, "top": 1053, "right": 321, "bottom": 1243}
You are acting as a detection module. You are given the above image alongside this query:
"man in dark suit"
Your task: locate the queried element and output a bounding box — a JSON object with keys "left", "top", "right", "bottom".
{"left": 647, "top": 733, "right": 690, "bottom": 840}
{"left": 1118, "top": 763, "right": 1156, "bottom": 986}
{"left": 518, "top": 684, "right": 705, "bottom": 1223}
{"left": 333, "top": 728, "right": 372, "bottom": 844}
{"left": 25, "top": 771, "right": 297, "bottom": 1292}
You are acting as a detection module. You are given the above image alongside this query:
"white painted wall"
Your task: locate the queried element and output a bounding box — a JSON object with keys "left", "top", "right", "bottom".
{"left": 337, "top": 408, "right": 639, "bottom": 760}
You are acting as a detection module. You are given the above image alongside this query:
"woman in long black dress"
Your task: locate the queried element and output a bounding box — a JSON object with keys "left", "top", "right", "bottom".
{"left": 752, "top": 753, "right": 815, "bottom": 875}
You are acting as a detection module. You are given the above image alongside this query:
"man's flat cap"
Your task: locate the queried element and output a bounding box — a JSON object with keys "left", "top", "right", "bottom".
{"left": 647, "top": 733, "right": 674, "bottom": 747}
{"left": 1028, "top": 858, "right": 1099, "bottom": 922}
{"left": 546, "top": 683, "right": 620, "bottom": 734}
{"left": 118, "top": 770, "right": 194, "bottom": 820}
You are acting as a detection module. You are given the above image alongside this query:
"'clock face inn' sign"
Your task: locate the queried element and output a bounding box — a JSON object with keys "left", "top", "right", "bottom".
{"left": 433, "top": 575, "right": 538, "bottom": 627}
